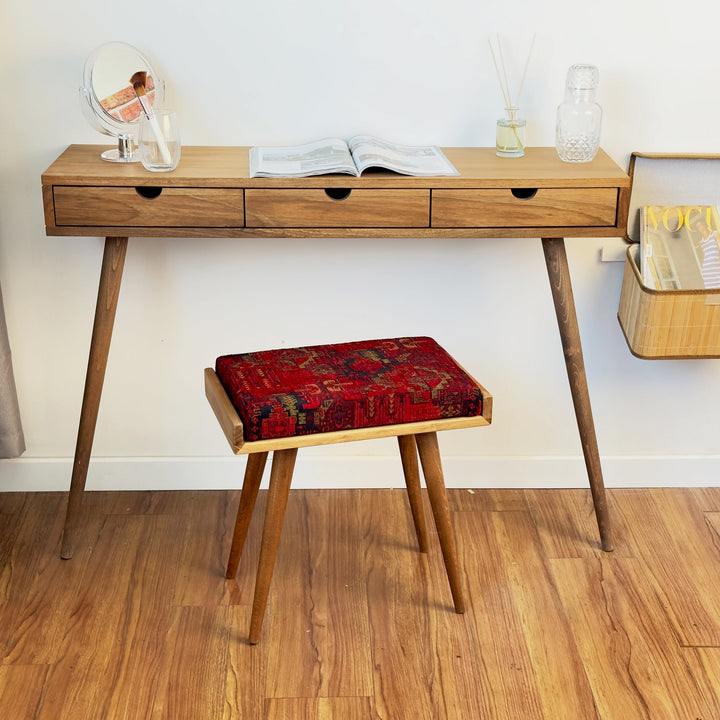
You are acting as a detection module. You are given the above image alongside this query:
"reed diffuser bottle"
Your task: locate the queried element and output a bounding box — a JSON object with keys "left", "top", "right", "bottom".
{"left": 496, "top": 107, "right": 526, "bottom": 158}
{"left": 555, "top": 64, "right": 602, "bottom": 163}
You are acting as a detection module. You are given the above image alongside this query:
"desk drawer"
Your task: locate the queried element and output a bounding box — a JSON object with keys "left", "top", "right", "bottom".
{"left": 245, "top": 189, "right": 430, "bottom": 228}
{"left": 52, "top": 186, "right": 245, "bottom": 227}
{"left": 431, "top": 188, "right": 618, "bottom": 228}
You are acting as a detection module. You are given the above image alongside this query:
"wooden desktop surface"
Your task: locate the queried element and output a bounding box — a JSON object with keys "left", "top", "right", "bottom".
{"left": 43, "top": 145, "right": 628, "bottom": 186}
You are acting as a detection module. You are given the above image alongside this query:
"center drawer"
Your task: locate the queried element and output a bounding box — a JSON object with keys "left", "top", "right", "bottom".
{"left": 245, "top": 189, "right": 430, "bottom": 228}
{"left": 52, "top": 186, "right": 245, "bottom": 227}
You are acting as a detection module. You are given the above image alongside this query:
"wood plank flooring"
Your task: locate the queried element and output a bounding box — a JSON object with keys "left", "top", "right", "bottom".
{"left": 2, "top": 487, "right": 720, "bottom": 719}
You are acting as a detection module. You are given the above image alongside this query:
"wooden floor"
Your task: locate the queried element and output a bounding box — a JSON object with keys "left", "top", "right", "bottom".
{"left": 2, "top": 486, "right": 720, "bottom": 719}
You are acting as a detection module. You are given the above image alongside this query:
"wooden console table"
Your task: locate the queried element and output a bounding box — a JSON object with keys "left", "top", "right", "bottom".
{"left": 42, "top": 145, "right": 630, "bottom": 558}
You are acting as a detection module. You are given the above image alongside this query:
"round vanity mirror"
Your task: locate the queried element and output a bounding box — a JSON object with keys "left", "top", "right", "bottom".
{"left": 80, "top": 42, "right": 164, "bottom": 162}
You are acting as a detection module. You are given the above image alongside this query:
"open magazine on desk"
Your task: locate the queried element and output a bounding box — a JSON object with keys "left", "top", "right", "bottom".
{"left": 249, "top": 135, "right": 458, "bottom": 178}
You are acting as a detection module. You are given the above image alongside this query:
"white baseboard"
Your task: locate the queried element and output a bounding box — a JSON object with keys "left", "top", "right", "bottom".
{"left": 1, "top": 454, "right": 719, "bottom": 492}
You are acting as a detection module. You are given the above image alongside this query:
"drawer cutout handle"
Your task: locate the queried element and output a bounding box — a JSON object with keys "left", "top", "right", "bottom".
{"left": 136, "top": 186, "right": 163, "bottom": 200}
{"left": 324, "top": 188, "right": 352, "bottom": 201}
{"left": 511, "top": 188, "right": 538, "bottom": 200}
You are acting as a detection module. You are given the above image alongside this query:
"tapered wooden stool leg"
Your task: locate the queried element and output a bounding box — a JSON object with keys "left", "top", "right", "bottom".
{"left": 226, "top": 451, "right": 269, "bottom": 579}
{"left": 249, "top": 447, "right": 298, "bottom": 645}
{"left": 415, "top": 432, "right": 465, "bottom": 614}
{"left": 397, "top": 434, "right": 429, "bottom": 553}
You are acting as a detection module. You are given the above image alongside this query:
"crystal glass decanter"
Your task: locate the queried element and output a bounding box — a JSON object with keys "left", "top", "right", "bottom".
{"left": 555, "top": 64, "right": 602, "bottom": 163}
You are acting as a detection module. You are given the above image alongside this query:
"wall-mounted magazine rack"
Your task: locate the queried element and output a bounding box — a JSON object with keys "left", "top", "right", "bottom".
{"left": 618, "top": 152, "right": 720, "bottom": 359}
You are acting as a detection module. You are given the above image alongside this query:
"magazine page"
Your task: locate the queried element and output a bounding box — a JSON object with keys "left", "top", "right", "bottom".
{"left": 641, "top": 205, "right": 720, "bottom": 291}
{"left": 348, "top": 135, "right": 458, "bottom": 176}
{"left": 249, "top": 138, "right": 358, "bottom": 178}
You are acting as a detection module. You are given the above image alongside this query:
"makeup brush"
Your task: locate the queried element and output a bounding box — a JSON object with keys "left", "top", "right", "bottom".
{"left": 130, "top": 71, "right": 172, "bottom": 165}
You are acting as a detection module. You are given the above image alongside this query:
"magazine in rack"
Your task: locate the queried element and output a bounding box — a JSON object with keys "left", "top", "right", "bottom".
{"left": 640, "top": 205, "right": 720, "bottom": 292}
{"left": 249, "top": 136, "right": 458, "bottom": 178}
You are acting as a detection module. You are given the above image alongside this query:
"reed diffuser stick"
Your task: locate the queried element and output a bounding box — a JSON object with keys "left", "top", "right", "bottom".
{"left": 488, "top": 34, "right": 536, "bottom": 110}
{"left": 515, "top": 34, "right": 536, "bottom": 107}
{"left": 497, "top": 34, "right": 513, "bottom": 106}
{"left": 488, "top": 39, "right": 511, "bottom": 108}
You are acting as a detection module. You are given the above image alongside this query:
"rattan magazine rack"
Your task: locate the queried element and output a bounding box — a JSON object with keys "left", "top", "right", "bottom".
{"left": 617, "top": 152, "right": 720, "bottom": 358}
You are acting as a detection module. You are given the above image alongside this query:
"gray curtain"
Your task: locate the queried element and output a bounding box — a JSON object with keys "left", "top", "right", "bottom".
{"left": 0, "top": 282, "right": 24, "bottom": 457}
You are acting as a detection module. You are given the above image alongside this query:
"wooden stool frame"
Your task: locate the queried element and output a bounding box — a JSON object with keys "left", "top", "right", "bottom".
{"left": 205, "top": 368, "right": 492, "bottom": 645}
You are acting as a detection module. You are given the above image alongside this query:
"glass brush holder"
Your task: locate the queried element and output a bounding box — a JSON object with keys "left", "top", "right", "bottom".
{"left": 496, "top": 107, "right": 526, "bottom": 158}
{"left": 139, "top": 109, "right": 181, "bottom": 172}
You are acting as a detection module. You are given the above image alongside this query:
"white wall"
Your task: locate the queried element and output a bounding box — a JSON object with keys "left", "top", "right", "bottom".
{"left": 1, "top": 0, "right": 719, "bottom": 491}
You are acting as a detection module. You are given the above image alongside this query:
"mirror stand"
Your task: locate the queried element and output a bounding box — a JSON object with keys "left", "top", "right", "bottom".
{"left": 101, "top": 134, "right": 138, "bottom": 163}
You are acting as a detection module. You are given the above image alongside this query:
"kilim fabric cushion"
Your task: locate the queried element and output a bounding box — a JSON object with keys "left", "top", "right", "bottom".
{"left": 215, "top": 336, "right": 484, "bottom": 442}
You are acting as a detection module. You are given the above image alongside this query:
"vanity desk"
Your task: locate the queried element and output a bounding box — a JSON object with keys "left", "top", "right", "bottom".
{"left": 42, "top": 144, "right": 630, "bottom": 558}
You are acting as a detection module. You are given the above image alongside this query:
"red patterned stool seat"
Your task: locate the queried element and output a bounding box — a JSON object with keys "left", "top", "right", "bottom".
{"left": 205, "top": 336, "right": 492, "bottom": 644}
{"left": 215, "top": 336, "right": 486, "bottom": 442}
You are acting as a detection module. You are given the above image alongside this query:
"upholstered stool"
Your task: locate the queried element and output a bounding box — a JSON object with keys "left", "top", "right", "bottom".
{"left": 205, "top": 336, "right": 492, "bottom": 644}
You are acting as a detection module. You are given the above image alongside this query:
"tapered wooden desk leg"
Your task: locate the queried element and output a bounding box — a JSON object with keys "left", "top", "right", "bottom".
{"left": 542, "top": 237, "right": 614, "bottom": 552}
{"left": 60, "top": 237, "right": 128, "bottom": 560}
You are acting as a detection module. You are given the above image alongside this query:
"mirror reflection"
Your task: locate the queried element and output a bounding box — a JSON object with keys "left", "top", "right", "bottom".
{"left": 94, "top": 45, "right": 157, "bottom": 123}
